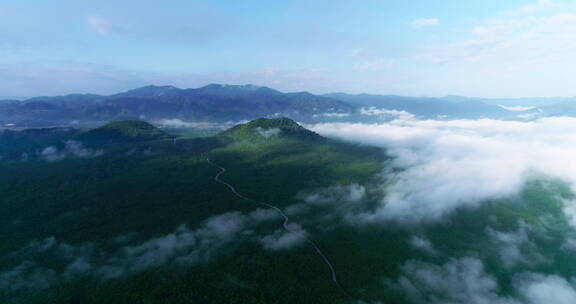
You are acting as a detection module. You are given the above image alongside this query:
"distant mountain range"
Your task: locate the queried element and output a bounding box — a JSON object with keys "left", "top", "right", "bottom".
{"left": 2, "top": 84, "right": 576, "bottom": 127}
{"left": 0, "top": 84, "right": 353, "bottom": 127}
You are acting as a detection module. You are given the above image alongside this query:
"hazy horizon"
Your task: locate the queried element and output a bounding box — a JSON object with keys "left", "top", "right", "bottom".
{"left": 3, "top": 0, "right": 576, "bottom": 98}
{"left": 3, "top": 82, "right": 576, "bottom": 101}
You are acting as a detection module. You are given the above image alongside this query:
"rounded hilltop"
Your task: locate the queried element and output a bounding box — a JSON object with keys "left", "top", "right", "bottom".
{"left": 221, "top": 117, "right": 324, "bottom": 141}
{"left": 78, "top": 120, "right": 168, "bottom": 143}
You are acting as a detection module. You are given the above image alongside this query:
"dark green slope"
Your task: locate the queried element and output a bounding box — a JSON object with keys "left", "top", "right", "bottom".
{"left": 0, "top": 127, "right": 79, "bottom": 159}
{"left": 221, "top": 117, "right": 324, "bottom": 142}
{"left": 0, "top": 118, "right": 385, "bottom": 304}
{"left": 77, "top": 120, "right": 169, "bottom": 143}
{"left": 2, "top": 118, "right": 573, "bottom": 304}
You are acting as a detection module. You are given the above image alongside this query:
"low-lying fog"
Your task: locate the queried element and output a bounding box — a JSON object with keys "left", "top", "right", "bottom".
{"left": 310, "top": 116, "right": 576, "bottom": 224}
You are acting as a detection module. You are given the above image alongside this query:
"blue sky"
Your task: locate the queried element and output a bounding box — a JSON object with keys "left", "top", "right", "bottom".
{"left": 2, "top": 0, "right": 576, "bottom": 97}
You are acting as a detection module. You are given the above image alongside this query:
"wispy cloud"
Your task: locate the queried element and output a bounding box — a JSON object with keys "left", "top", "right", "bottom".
{"left": 0, "top": 61, "right": 147, "bottom": 97}
{"left": 392, "top": 257, "right": 576, "bottom": 304}
{"left": 255, "top": 127, "right": 282, "bottom": 138}
{"left": 354, "top": 58, "right": 396, "bottom": 72}
{"left": 408, "top": 236, "right": 438, "bottom": 256}
{"left": 515, "top": 0, "right": 561, "bottom": 15}
{"left": 486, "top": 223, "right": 547, "bottom": 268}
{"left": 0, "top": 207, "right": 307, "bottom": 295}
{"left": 516, "top": 273, "right": 576, "bottom": 304}
{"left": 393, "top": 257, "right": 513, "bottom": 304}
{"left": 86, "top": 16, "right": 113, "bottom": 36}
{"left": 259, "top": 223, "right": 308, "bottom": 251}
{"left": 423, "top": 1, "right": 576, "bottom": 81}
{"left": 39, "top": 141, "right": 103, "bottom": 162}
{"left": 359, "top": 107, "right": 415, "bottom": 119}
{"left": 412, "top": 18, "right": 440, "bottom": 28}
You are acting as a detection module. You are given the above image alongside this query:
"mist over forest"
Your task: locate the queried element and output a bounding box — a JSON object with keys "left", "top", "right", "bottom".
{"left": 4, "top": 0, "right": 576, "bottom": 303}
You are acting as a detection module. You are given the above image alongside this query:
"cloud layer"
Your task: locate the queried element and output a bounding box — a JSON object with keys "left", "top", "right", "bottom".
{"left": 310, "top": 117, "right": 576, "bottom": 223}
{"left": 393, "top": 257, "right": 576, "bottom": 304}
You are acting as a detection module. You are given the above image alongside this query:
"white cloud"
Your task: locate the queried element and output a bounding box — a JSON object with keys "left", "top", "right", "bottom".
{"left": 86, "top": 16, "right": 113, "bottom": 36}
{"left": 488, "top": 226, "right": 528, "bottom": 268}
{"left": 394, "top": 257, "right": 518, "bottom": 304}
{"left": 350, "top": 48, "right": 369, "bottom": 58}
{"left": 408, "top": 236, "right": 437, "bottom": 256}
{"left": 561, "top": 237, "right": 576, "bottom": 252}
{"left": 65, "top": 141, "right": 104, "bottom": 158}
{"left": 359, "top": 107, "right": 415, "bottom": 120}
{"left": 354, "top": 58, "right": 396, "bottom": 72}
{"left": 259, "top": 223, "right": 308, "bottom": 251}
{"left": 310, "top": 117, "right": 576, "bottom": 224}
{"left": 39, "top": 141, "right": 103, "bottom": 162}
{"left": 302, "top": 184, "right": 367, "bottom": 206}
{"left": 411, "top": 0, "right": 576, "bottom": 97}
{"left": 156, "top": 119, "right": 198, "bottom": 128}
{"left": 40, "top": 146, "right": 65, "bottom": 162}
{"left": 156, "top": 119, "right": 225, "bottom": 129}
{"left": 425, "top": 2, "right": 576, "bottom": 74}
{"left": 516, "top": 0, "right": 561, "bottom": 15}
{"left": 516, "top": 273, "right": 576, "bottom": 304}
{"left": 498, "top": 105, "right": 536, "bottom": 112}
{"left": 561, "top": 198, "right": 576, "bottom": 228}
{"left": 486, "top": 223, "right": 547, "bottom": 268}
{"left": 431, "top": 2, "right": 576, "bottom": 64}
{"left": 393, "top": 257, "right": 576, "bottom": 304}
{"left": 412, "top": 18, "right": 440, "bottom": 28}
{"left": 0, "top": 261, "right": 57, "bottom": 294}
{"left": 256, "top": 127, "right": 281, "bottom": 138}
{"left": 0, "top": 207, "right": 306, "bottom": 294}
{"left": 297, "top": 184, "right": 371, "bottom": 225}
{"left": 316, "top": 112, "right": 351, "bottom": 118}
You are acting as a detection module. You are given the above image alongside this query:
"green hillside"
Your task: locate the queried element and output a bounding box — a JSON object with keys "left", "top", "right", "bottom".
{"left": 0, "top": 128, "right": 78, "bottom": 159}
{"left": 221, "top": 117, "right": 324, "bottom": 142}
{"left": 0, "top": 118, "right": 384, "bottom": 304}
{"left": 77, "top": 120, "right": 168, "bottom": 143}
{"left": 1, "top": 118, "right": 576, "bottom": 304}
